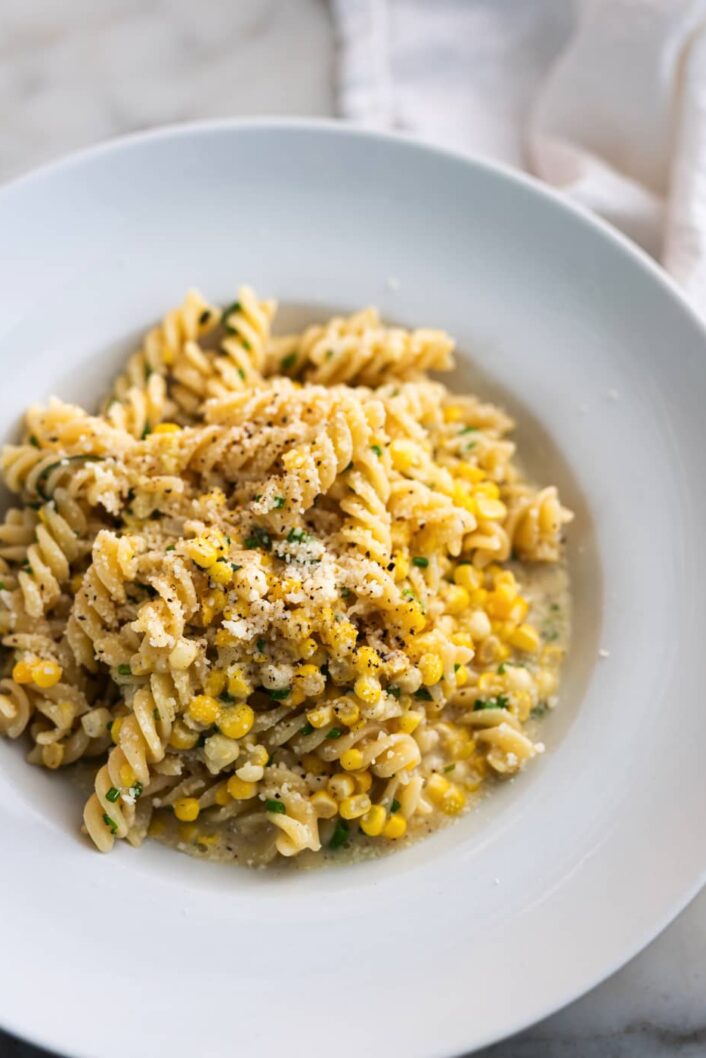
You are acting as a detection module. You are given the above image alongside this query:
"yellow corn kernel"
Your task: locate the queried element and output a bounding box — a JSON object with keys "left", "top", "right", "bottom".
{"left": 205, "top": 670, "right": 227, "bottom": 697}
{"left": 455, "top": 463, "right": 485, "bottom": 483}
{"left": 195, "top": 832, "right": 218, "bottom": 847}
{"left": 218, "top": 704, "right": 255, "bottom": 740}
{"left": 441, "top": 784, "right": 467, "bottom": 815}
{"left": 119, "top": 763, "right": 136, "bottom": 788}
{"left": 443, "top": 404, "right": 463, "bottom": 423}
{"left": 213, "top": 784, "right": 231, "bottom": 806}
{"left": 148, "top": 814, "right": 166, "bottom": 837}
{"left": 328, "top": 773, "right": 356, "bottom": 800}
{"left": 226, "top": 775, "right": 257, "bottom": 800}
{"left": 12, "top": 659, "right": 35, "bottom": 684}
{"left": 42, "top": 743, "right": 64, "bottom": 769}
{"left": 354, "top": 770, "right": 373, "bottom": 793}
{"left": 32, "top": 659, "right": 63, "bottom": 688}
{"left": 311, "top": 790, "right": 338, "bottom": 819}
{"left": 289, "top": 686, "right": 306, "bottom": 707}
{"left": 296, "top": 663, "right": 320, "bottom": 681}
{"left": 455, "top": 666, "right": 469, "bottom": 687}
{"left": 476, "top": 496, "right": 507, "bottom": 521}
{"left": 392, "top": 550, "right": 409, "bottom": 581}
{"left": 508, "top": 624, "right": 541, "bottom": 653}
{"left": 178, "top": 823, "right": 199, "bottom": 843}
{"left": 306, "top": 704, "right": 333, "bottom": 729}
{"left": 452, "top": 482, "right": 476, "bottom": 513}
{"left": 188, "top": 694, "right": 221, "bottom": 726}
{"left": 445, "top": 585, "right": 470, "bottom": 615}
{"left": 227, "top": 669, "right": 252, "bottom": 699}
{"left": 470, "top": 587, "right": 489, "bottom": 607}
{"left": 451, "top": 631, "right": 473, "bottom": 648}
{"left": 360, "top": 804, "right": 387, "bottom": 836}
{"left": 478, "top": 672, "right": 498, "bottom": 692}
{"left": 487, "top": 584, "right": 518, "bottom": 619}
{"left": 209, "top": 559, "right": 234, "bottom": 587}
{"left": 474, "top": 481, "right": 500, "bottom": 500}
{"left": 186, "top": 537, "right": 219, "bottom": 568}
{"left": 397, "top": 710, "right": 422, "bottom": 734}
{"left": 340, "top": 793, "right": 372, "bottom": 820}
{"left": 383, "top": 814, "right": 407, "bottom": 840}
{"left": 426, "top": 773, "right": 450, "bottom": 804}
{"left": 453, "top": 565, "right": 481, "bottom": 592}
{"left": 301, "top": 752, "right": 329, "bottom": 776}
{"left": 337, "top": 698, "right": 360, "bottom": 726}
{"left": 354, "top": 675, "right": 382, "bottom": 705}
{"left": 389, "top": 438, "right": 418, "bottom": 473}
{"left": 355, "top": 645, "right": 381, "bottom": 675}
{"left": 110, "top": 717, "right": 124, "bottom": 744}
{"left": 215, "top": 628, "right": 236, "bottom": 647}
{"left": 168, "top": 720, "right": 199, "bottom": 750}
{"left": 298, "top": 637, "right": 318, "bottom": 659}
{"left": 173, "top": 797, "right": 200, "bottom": 822}
{"left": 419, "top": 653, "right": 444, "bottom": 686}
{"left": 340, "top": 748, "right": 365, "bottom": 772}
{"left": 152, "top": 422, "right": 181, "bottom": 434}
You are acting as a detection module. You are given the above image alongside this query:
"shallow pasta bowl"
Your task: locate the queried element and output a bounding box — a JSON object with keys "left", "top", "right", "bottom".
{"left": 0, "top": 119, "right": 705, "bottom": 1058}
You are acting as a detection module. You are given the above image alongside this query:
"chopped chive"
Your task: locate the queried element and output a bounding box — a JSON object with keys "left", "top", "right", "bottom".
{"left": 141, "top": 424, "right": 152, "bottom": 439}
{"left": 105, "top": 787, "right": 120, "bottom": 803}
{"left": 388, "top": 686, "right": 401, "bottom": 699}
{"left": 443, "top": 763, "right": 456, "bottom": 773}
{"left": 269, "top": 688, "right": 290, "bottom": 701}
{"left": 0, "top": 581, "right": 4, "bottom": 590}
{"left": 414, "top": 687, "right": 433, "bottom": 701}
{"left": 266, "top": 799, "right": 286, "bottom": 814}
{"left": 165, "top": 545, "right": 175, "bottom": 552}
{"left": 326, "top": 726, "right": 343, "bottom": 739}
{"left": 219, "top": 691, "right": 235, "bottom": 704}
{"left": 230, "top": 563, "right": 242, "bottom": 572}
{"left": 287, "top": 527, "right": 311, "bottom": 544}
{"left": 344, "top": 461, "right": 354, "bottom": 472}
{"left": 272, "top": 496, "right": 286, "bottom": 509}
{"left": 281, "top": 352, "right": 297, "bottom": 371}
{"left": 412, "top": 556, "right": 429, "bottom": 568}
{"left": 28, "top": 434, "right": 39, "bottom": 448}
{"left": 153, "top": 707, "right": 161, "bottom": 721}
{"left": 130, "top": 781, "right": 144, "bottom": 798}
{"left": 198, "top": 309, "right": 212, "bottom": 325}
{"left": 473, "top": 694, "right": 510, "bottom": 712}
{"left": 102, "top": 813, "right": 118, "bottom": 834}
{"left": 390, "top": 799, "right": 401, "bottom": 813}
{"left": 329, "top": 818, "right": 349, "bottom": 849}
{"left": 460, "top": 425, "right": 478, "bottom": 434}
{"left": 497, "top": 662, "right": 506, "bottom": 674}
{"left": 325, "top": 348, "right": 335, "bottom": 360}
{"left": 256, "top": 638, "right": 266, "bottom": 652}
{"left": 245, "top": 526, "right": 272, "bottom": 550}
{"left": 222, "top": 300, "right": 241, "bottom": 320}
{"left": 237, "top": 367, "right": 246, "bottom": 380}
{"left": 340, "top": 586, "right": 352, "bottom": 598}
{"left": 465, "top": 442, "right": 477, "bottom": 451}
{"left": 117, "top": 664, "right": 132, "bottom": 676}
{"left": 370, "top": 444, "right": 383, "bottom": 457}
{"left": 454, "top": 663, "right": 460, "bottom": 672}
{"left": 299, "top": 722, "right": 315, "bottom": 736}
{"left": 530, "top": 703, "right": 548, "bottom": 719}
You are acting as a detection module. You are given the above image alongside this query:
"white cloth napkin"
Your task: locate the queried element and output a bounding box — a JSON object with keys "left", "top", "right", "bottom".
{"left": 331, "top": 0, "right": 706, "bottom": 311}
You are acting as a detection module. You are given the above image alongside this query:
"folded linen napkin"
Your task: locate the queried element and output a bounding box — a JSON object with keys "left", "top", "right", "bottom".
{"left": 332, "top": 0, "right": 706, "bottom": 310}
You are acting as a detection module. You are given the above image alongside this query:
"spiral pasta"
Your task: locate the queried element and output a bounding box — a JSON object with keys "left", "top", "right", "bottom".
{"left": 0, "top": 287, "right": 572, "bottom": 865}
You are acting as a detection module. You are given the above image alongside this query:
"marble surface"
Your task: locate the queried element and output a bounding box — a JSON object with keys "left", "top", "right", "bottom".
{"left": 0, "top": 1, "right": 704, "bottom": 1056}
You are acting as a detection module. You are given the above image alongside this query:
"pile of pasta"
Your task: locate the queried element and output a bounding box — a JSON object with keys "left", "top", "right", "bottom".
{"left": 0, "top": 288, "right": 572, "bottom": 864}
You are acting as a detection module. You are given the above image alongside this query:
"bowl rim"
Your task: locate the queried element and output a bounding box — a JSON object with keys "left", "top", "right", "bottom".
{"left": 1, "top": 116, "right": 705, "bottom": 1058}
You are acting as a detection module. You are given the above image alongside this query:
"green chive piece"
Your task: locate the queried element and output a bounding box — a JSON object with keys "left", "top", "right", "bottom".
{"left": 473, "top": 695, "right": 510, "bottom": 712}
{"left": 269, "top": 688, "right": 290, "bottom": 701}
{"left": 460, "top": 425, "right": 478, "bottom": 434}
{"left": 281, "top": 352, "right": 297, "bottom": 371}
{"left": 412, "top": 556, "right": 429, "bottom": 568}
{"left": 130, "top": 781, "right": 144, "bottom": 798}
{"left": 287, "top": 527, "right": 311, "bottom": 544}
{"left": 198, "top": 309, "right": 212, "bottom": 325}
{"left": 390, "top": 799, "right": 401, "bottom": 813}
{"left": 443, "top": 764, "right": 456, "bottom": 774}
{"left": 256, "top": 638, "right": 266, "bottom": 652}
{"left": 299, "top": 722, "right": 315, "bottom": 736}
{"left": 329, "top": 819, "right": 349, "bottom": 849}
{"left": 370, "top": 444, "right": 383, "bottom": 457}
{"left": 29, "top": 435, "right": 39, "bottom": 448}
{"left": 388, "top": 686, "right": 401, "bottom": 699}
{"left": 117, "top": 664, "right": 132, "bottom": 676}
{"left": 105, "top": 787, "right": 120, "bottom": 803}
{"left": 326, "top": 726, "right": 343, "bottom": 739}
{"left": 222, "top": 300, "right": 241, "bottom": 320}
{"left": 266, "top": 799, "right": 286, "bottom": 814}
{"left": 102, "top": 813, "right": 118, "bottom": 834}
{"left": 414, "top": 687, "right": 433, "bottom": 701}
{"left": 272, "top": 496, "right": 286, "bottom": 509}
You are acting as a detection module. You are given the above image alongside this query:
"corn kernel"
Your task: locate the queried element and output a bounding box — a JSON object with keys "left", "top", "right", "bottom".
{"left": 31, "top": 659, "right": 62, "bottom": 688}
{"left": 476, "top": 497, "right": 507, "bottom": 521}
{"left": 455, "top": 463, "right": 485, "bottom": 482}
{"left": 360, "top": 804, "right": 387, "bottom": 836}
{"left": 383, "top": 814, "right": 407, "bottom": 839}
{"left": 226, "top": 775, "right": 257, "bottom": 800}
{"left": 419, "top": 653, "right": 444, "bottom": 686}
{"left": 340, "top": 748, "right": 365, "bottom": 771}
{"left": 12, "top": 659, "right": 35, "bottom": 684}
{"left": 227, "top": 668, "right": 252, "bottom": 699}
{"left": 214, "top": 784, "right": 231, "bottom": 806}
{"left": 337, "top": 698, "right": 360, "bottom": 726}
{"left": 205, "top": 670, "right": 227, "bottom": 697}
{"left": 168, "top": 720, "right": 199, "bottom": 750}
{"left": 186, "top": 537, "right": 219, "bottom": 569}
{"left": 296, "top": 663, "right": 320, "bottom": 680}
{"left": 392, "top": 551, "right": 410, "bottom": 581}
{"left": 110, "top": 717, "right": 124, "bottom": 744}
{"left": 355, "top": 770, "right": 373, "bottom": 793}
{"left": 451, "top": 631, "right": 473, "bottom": 648}
{"left": 487, "top": 583, "right": 518, "bottom": 619}
{"left": 119, "top": 763, "right": 136, "bottom": 787}
{"left": 209, "top": 559, "right": 234, "bottom": 587}
{"left": 443, "top": 405, "right": 463, "bottom": 423}
{"left": 474, "top": 482, "right": 500, "bottom": 500}
{"left": 188, "top": 694, "right": 221, "bottom": 726}
{"left": 152, "top": 422, "right": 181, "bottom": 434}
{"left": 478, "top": 672, "right": 498, "bottom": 692}
{"left": 306, "top": 704, "right": 333, "bottom": 729}
{"left": 328, "top": 773, "right": 356, "bottom": 799}
{"left": 311, "top": 790, "right": 338, "bottom": 819}
{"left": 215, "top": 628, "right": 236, "bottom": 647}
{"left": 173, "top": 797, "right": 200, "bottom": 822}
{"left": 426, "top": 773, "right": 450, "bottom": 804}
{"left": 455, "top": 666, "right": 469, "bottom": 687}
{"left": 289, "top": 687, "right": 306, "bottom": 707}
{"left": 218, "top": 704, "right": 255, "bottom": 739}
{"left": 454, "top": 564, "right": 481, "bottom": 592}
{"left": 389, "top": 439, "right": 418, "bottom": 473}
{"left": 298, "top": 637, "right": 318, "bottom": 659}
{"left": 354, "top": 675, "right": 382, "bottom": 705}
{"left": 42, "top": 743, "right": 64, "bottom": 769}
{"left": 445, "top": 585, "right": 470, "bottom": 615}
{"left": 397, "top": 711, "right": 422, "bottom": 734}
{"left": 340, "top": 793, "right": 372, "bottom": 820}
{"left": 508, "top": 624, "right": 541, "bottom": 653}
{"left": 355, "top": 645, "right": 381, "bottom": 674}
{"left": 441, "top": 784, "right": 467, "bottom": 815}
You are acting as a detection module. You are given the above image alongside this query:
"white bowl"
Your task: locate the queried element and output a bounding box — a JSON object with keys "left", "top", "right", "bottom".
{"left": 1, "top": 119, "right": 705, "bottom": 1058}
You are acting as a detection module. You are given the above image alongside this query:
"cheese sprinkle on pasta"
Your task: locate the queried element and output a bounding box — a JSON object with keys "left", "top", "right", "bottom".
{"left": 0, "top": 287, "right": 572, "bottom": 865}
